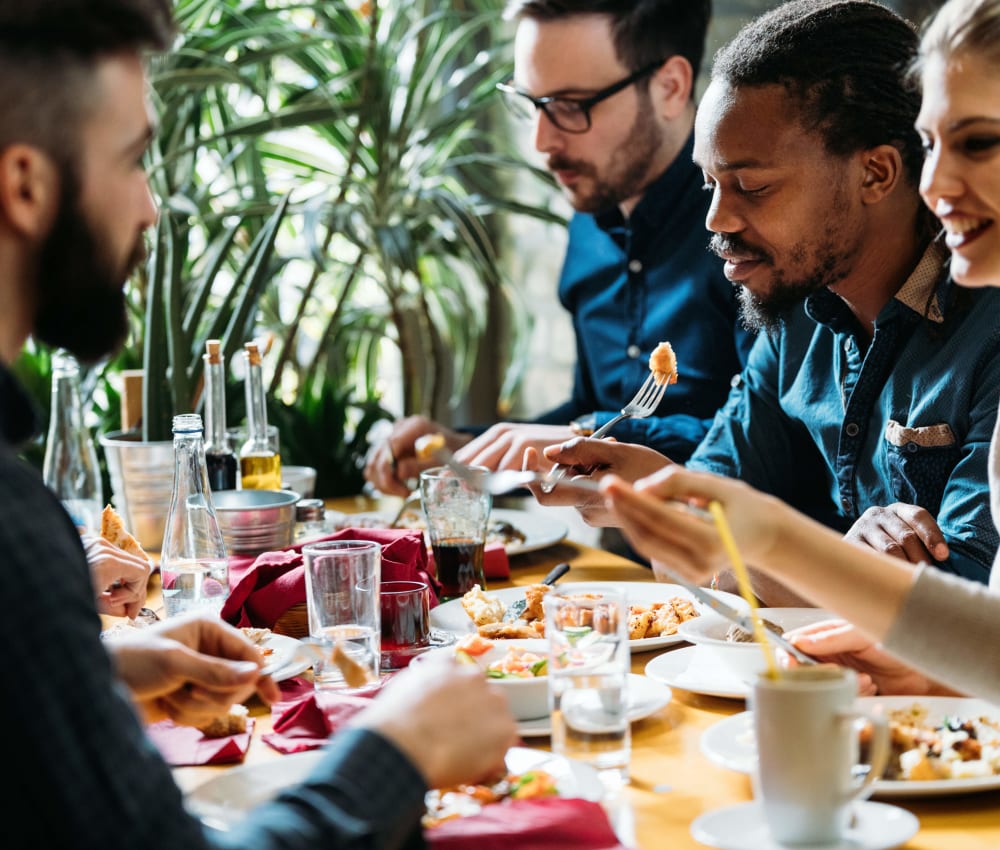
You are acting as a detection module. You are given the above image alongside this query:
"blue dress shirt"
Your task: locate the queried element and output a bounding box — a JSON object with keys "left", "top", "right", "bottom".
{"left": 534, "top": 133, "right": 755, "bottom": 463}
{"left": 689, "top": 243, "right": 1000, "bottom": 583}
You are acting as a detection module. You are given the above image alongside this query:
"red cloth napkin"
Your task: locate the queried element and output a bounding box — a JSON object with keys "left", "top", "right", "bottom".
{"left": 221, "top": 528, "right": 440, "bottom": 628}
{"left": 146, "top": 718, "right": 255, "bottom": 766}
{"left": 426, "top": 541, "right": 510, "bottom": 580}
{"left": 262, "top": 679, "right": 377, "bottom": 754}
{"left": 426, "top": 797, "right": 632, "bottom": 850}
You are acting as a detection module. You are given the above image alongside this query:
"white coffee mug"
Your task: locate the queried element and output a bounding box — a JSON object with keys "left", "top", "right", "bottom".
{"left": 751, "top": 665, "right": 889, "bottom": 845}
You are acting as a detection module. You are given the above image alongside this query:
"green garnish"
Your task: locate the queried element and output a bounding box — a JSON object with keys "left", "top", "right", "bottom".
{"left": 530, "top": 658, "right": 548, "bottom": 676}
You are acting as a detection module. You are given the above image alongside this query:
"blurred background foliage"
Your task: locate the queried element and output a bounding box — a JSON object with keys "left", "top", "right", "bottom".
{"left": 16, "top": 0, "right": 562, "bottom": 498}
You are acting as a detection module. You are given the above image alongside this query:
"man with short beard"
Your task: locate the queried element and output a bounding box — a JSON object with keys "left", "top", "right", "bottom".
{"left": 528, "top": 0, "right": 1000, "bottom": 602}
{"left": 365, "top": 0, "right": 753, "bottom": 506}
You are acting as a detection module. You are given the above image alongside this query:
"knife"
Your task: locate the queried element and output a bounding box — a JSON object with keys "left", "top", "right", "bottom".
{"left": 502, "top": 562, "right": 571, "bottom": 622}
{"left": 658, "top": 567, "right": 818, "bottom": 666}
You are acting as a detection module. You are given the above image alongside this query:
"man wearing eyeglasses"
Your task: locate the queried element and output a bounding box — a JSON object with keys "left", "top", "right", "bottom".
{"left": 366, "top": 0, "right": 753, "bottom": 518}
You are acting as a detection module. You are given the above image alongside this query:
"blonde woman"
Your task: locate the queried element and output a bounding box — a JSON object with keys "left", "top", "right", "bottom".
{"left": 605, "top": 0, "right": 1000, "bottom": 703}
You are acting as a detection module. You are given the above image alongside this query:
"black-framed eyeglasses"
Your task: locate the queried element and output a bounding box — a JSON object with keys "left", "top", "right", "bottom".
{"left": 495, "top": 59, "right": 665, "bottom": 134}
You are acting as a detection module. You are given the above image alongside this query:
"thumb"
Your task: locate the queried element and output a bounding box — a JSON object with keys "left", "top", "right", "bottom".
{"left": 181, "top": 650, "right": 262, "bottom": 689}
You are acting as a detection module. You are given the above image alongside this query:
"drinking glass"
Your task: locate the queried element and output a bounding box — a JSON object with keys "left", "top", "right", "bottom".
{"left": 302, "top": 540, "right": 380, "bottom": 690}
{"left": 379, "top": 580, "right": 431, "bottom": 670}
{"left": 419, "top": 466, "right": 491, "bottom": 602}
{"left": 544, "top": 584, "right": 631, "bottom": 783}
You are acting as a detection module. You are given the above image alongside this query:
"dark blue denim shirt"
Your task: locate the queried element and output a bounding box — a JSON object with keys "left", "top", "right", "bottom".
{"left": 534, "top": 133, "right": 755, "bottom": 463}
{"left": 689, "top": 243, "right": 1000, "bottom": 583}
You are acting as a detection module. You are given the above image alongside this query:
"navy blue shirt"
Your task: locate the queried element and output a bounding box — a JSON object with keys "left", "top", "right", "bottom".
{"left": 535, "top": 133, "right": 755, "bottom": 463}
{"left": 689, "top": 244, "right": 1000, "bottom": 583}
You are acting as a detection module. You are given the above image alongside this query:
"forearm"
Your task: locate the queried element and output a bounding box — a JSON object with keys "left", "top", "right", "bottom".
{"left": 756, "top": 501, "right": 918, "bottom": 641}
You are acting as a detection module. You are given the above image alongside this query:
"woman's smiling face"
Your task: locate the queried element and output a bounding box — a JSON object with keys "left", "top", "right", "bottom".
{"left": 918, "top": 50, "right": 1000, "bottom": 288}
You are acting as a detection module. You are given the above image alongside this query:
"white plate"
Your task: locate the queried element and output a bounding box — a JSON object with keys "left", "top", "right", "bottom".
{"left": 185, "top": 746, "right": 604, "bottom": 830}
{"left": 258, "top": 633, "right": 311, "bottom": 683}
{"left": 516, "top": 674, "right": 672, "bottom": 737}
{"left": 701, "top": 697, "right": 1000, "bottom": 798}
{"left": 644, "top": 645, "right": 750, "bottom": 700}
{"left": 690, "top": 800, "right": 918, "bottom": 850}
{"left": 429, "top": 581, "right": 749, "bottom": 654}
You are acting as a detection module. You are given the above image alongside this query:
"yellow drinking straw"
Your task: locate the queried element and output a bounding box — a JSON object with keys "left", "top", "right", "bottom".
{"left": 707, "top": 500, "right": 780, "bottom": 679}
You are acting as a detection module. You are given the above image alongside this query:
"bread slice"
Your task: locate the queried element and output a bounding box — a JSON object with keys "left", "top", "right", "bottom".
{"left": 100, "top": 504, "right": 150, "bottom": 563}
{"left": 197, "top": 704, "right": 249, "bottom": 738}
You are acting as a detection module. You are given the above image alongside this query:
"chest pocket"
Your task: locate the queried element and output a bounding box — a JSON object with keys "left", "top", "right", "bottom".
{"left": 884, "top": 421, "right": 959, "bottom": 514}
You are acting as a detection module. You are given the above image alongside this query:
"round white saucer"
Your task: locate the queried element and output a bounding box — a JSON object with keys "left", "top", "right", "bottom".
{"left": 690, "top": 801, "right": 919, "bottom": 850}
{"left": 516, "top": 673, "right": 672, "bottom": 737}
{"left": 645, "top": 645, "right": 749, "bottom": 700}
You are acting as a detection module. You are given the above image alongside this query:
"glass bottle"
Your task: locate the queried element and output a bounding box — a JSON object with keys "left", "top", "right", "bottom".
{"left": 202, "top": 339, "right": 238, "bottom": 491}
{"left": 42, "top": 350, "right": 102, "bottom": 534}
{"left": 239, "top": 341, "right": 281, "bottom": 490}
{"left": 160, "top": 413, "right": 229, "bottom": 618}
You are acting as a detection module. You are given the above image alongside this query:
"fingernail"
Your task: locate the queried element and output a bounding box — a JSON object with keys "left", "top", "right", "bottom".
{"left": 234, "top": 661, "right": 261, "bottom": 675}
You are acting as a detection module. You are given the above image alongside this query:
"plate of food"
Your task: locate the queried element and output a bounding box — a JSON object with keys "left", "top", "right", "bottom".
{"left": 184, "top": 745, "right": 603, "bottom": 830}
{"left": 430, "top": 581, "right": 750, "bottom": 653}
{"left": 322, "top": 507, "right": 568, "bottom": 556}
{"left": 700, "top": 697, "right": 1000, "bottom": 797}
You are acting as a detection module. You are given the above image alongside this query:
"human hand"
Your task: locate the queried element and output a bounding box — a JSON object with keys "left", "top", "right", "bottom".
{"left": 602, "top": 465, "right": 784, "bottom": 583}
{"left": 108, "top": 614, "right": 282, "bottom": 725}
{"left": 82, "top": 534, "right": 151, "bottom": 619}
{"left": 522, "top": 438, "right": 670, "bottom": 526}
{"left": 784, "top": 619, "right": 951, "bottom": 696}
{"left": 455, "top": 423, "right": 574, "bottom": 472}
{"left": 364, "top": 416, "right": 470, "bottom": 497}
{"left": 352, "top": 654, "right": 519, "bottom": 789}
{"left": 844, "top": 503, "right": 949, "bottom": 564}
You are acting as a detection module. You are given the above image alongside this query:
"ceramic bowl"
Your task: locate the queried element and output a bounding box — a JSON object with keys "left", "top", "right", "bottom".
{"left": 213, "top": 489, "right": 300, "bottom": 555}
{"left": 676, "top": 608, "right": 837, "bottom": 684}
{"left": 282, "top": 465, "right": 317, "bottom": 499}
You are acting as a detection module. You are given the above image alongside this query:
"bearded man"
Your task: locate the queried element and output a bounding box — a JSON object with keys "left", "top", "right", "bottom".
{"left": 365, "top": 0, "right": 753, "bottom": 504}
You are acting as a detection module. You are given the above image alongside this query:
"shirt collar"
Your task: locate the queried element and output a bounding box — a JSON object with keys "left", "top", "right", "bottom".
{"left": 892, "top": 239, "right": 949, "bottom": 323}
{"left": 0, "top": 360, "right": 41, "bottom": 449}
{"left": 593, "top": 131, "right": 696, "bottom": 236}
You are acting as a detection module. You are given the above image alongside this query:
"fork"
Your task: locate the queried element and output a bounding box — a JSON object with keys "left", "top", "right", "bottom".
{"left": 539, "top": 371, "right": 671, "bottom": 493}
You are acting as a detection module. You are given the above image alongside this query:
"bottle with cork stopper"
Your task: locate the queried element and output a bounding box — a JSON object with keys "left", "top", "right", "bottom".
{"left": 202, "top": 339, "right": 238, "bottom": 491}
{"left": 239, "top": 340, "right": 282, "bottom": 490}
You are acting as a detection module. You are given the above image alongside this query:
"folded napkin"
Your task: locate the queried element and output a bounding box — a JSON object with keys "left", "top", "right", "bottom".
{"left": 146, "top": 718, "right": 255, "bottom": 766}
{"left": 221, "top": 528, "right": 440, "bottom": 629}
{"left": 262, "top": 681, "right": 376, "bottom": 754}
{"left": 426, "top": 797, "right": 632, "bottom": 850}
{"left": 426, "top": 541, "right": 510, "bottom": 580}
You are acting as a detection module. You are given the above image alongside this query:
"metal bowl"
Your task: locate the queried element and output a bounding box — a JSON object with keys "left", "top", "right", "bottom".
{"left": 213, "top": 489, "right": 300, "bottom": 555}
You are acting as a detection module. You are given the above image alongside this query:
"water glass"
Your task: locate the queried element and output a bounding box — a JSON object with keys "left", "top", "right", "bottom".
{"left": 302, "top": 540, "right": 381, "bottom": 690}
{"left": 752, "top": 665, "right": 889, "bottom": 845}
{"left": 419, "top": 466, "right": 491, "bottom": 601}
{"left": 379, "top": 580, "right": 431, "bottom": 670}
{"left": 544, "top": 584, "right": 631, "bottom": 782}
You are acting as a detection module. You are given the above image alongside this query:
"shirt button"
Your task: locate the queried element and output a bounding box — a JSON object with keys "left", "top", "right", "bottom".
{"left": 730, "top": 374, "right": 742, "bottom": 388}
{"left": 626, "top": 345, "right": 642, "bottom": 359}
{"left": 841, "top": 496, "right": 852, "bottom": 512}
{"left": 845, "top": 422, "right": 860, "bottom": 437}
{"left": 628, "top": 259, "right": 643, "bottom": 274}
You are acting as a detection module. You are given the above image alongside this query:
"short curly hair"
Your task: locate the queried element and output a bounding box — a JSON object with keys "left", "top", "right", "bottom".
{"left": 710, "top": 0, "right": 925, "bottom": 187}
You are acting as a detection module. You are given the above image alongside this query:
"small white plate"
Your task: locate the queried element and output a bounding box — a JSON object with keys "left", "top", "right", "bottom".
{"left": 185, "top": 746, "right": 604, "bottom": 830}
{"left": 430, "top": 581, "right": 749, "bottom": 654}
{"left": 259, "top": 633, "right": 312, "bottom": 683}
{"left": 516, "top": 674, "right": 672, "bottom": 737}
{"left": 700, "top": 697, "right": 1000, "bottom": 798}
{"left": 690, "top": 800, "right": 919, "bottom": 850}
{"left": 644, "top": 645, "right": 750, "bottom": 700}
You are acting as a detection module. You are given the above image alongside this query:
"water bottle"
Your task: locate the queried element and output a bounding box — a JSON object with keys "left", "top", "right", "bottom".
{"left": 42, "top": 351, "right": 102, "bottom": 534}
{"left": 160, "top": 413, "right": 229, "bottom": 618}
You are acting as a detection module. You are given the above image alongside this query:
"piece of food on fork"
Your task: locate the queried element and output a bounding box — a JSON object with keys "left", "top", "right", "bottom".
{"left": 648, "top": 341, "right": 679, "bottom": 386}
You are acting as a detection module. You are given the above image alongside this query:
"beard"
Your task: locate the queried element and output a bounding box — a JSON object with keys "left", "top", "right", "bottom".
{"left": 33, "top": 168, "right": 146, "bottom": 364}
{"left": 709, "top": 233, "right": 855, "bottom": 333}
{"left": 547, "top": 89, "right": 663, "bottom": 214}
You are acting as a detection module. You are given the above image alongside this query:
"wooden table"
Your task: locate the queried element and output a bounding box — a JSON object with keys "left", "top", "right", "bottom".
{"left": 164, "top": 496, "right": 1000, "bottom": 849}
